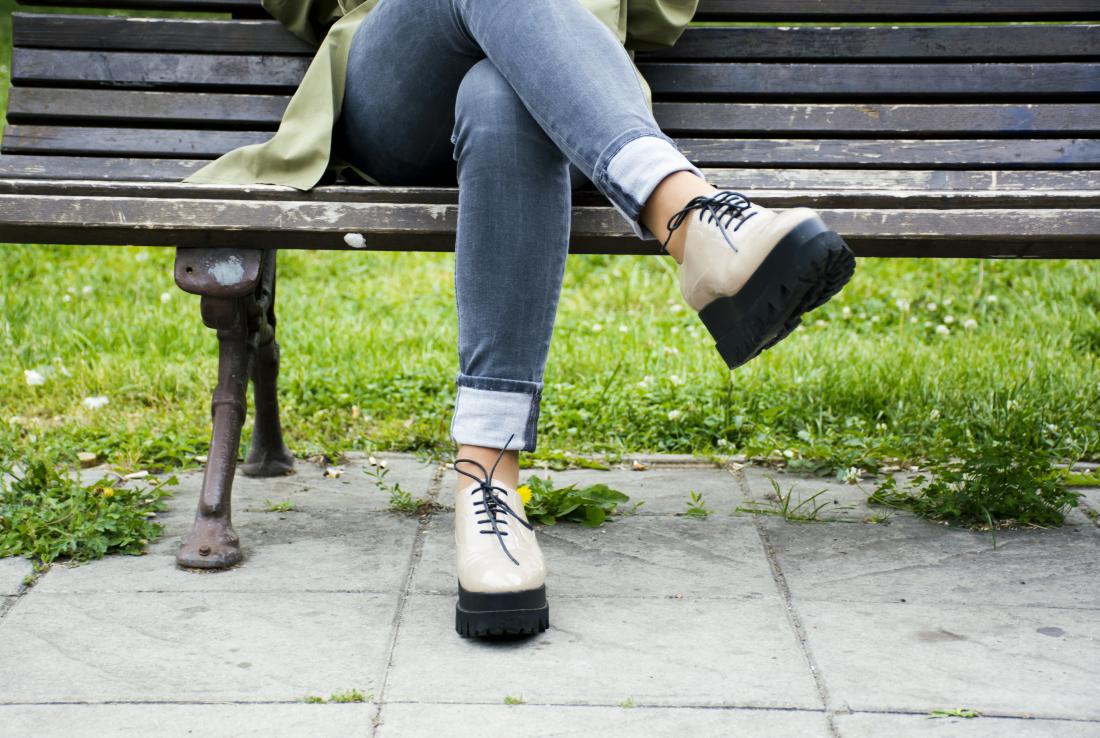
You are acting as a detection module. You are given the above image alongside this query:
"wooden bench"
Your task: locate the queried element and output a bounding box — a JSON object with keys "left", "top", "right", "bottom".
{"left": 2, "top": 0, "right": 1097, "bottom": 568}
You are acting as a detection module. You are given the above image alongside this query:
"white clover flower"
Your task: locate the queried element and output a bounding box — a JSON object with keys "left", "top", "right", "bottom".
{"left": 814, "top": 319, "right": 827, "bottom": 328}
{"left": 668, "top": 374, "right": 683, "bottom": 386}
{"left": 842, "top": 466, "right": 862, "bottom": 483}
{"left": 618, "top": 324, "right": 628, "bottom": 333}
{"left": 929, "top": 408, "right": 941, "bottom": 421}
{"left": 62, "top": 295, "right": 72, "bottom": 303}
{"left": 591, "top": 323, "right": 602, "bottom": 332}
{"left": 82, "top": 285, "right": 94, "bottom": 295}
{"left": 667, "top": 409, "right": 683, "bottom": 421}
{"left": 841, "top": 306, "right": 852, "bottom": 319}
{"left": 716, "top": 438, "right": 728, "bottom": 447}
{"left": 160, "top": 292, "right": 172, "bottom": 304}
{"left": 944, "top": 315, "right": 955, "bottom": 324}
{"left": 895, "top": 298, "right": 910, "bottom": 311}
{"left": 925, "top": 302, "right": 937, "bottom": 312}
{"left": 943, "top": 297, "right": 953, "bottom": 306}
{"left": 871, "top": 316, "right": 880, "bottom": 323}
{"left": 24, "top": 369, "right": 46, "bottom": 386}
{"left": 82, "top": 396, "right": 110, "bottom": 410}
{"left": 783, "top": 449, "right": 796, "bottom": 459}
{"left": 910, "top": 317, "right": 918, "bottom": 324}
{"left": 936, "top": 324, "right": 950, "bottom": 335}
{"left": 669, "top": 304, "right": 683, "bottom": 313}
{"left": 963, "top": 318, "right": 978, "bottom": 330}
{"left": 985, "top": 294, "right": 999, "bottom": 303}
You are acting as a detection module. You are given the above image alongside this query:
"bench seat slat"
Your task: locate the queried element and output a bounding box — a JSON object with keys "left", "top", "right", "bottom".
{"left": 6, "top": 126, "right": 1097, "bottom": 169}
{"left": 15, "top": 14, "right": 1097, "bottom": 61}
{"left": 12, "top": 89, "right": 1100, "bottom": 137}
{"left": 14, "top": 50, "right": 1100, "bottom": 98}
{"left": 3, "top": 176, "right": 1098, "bottom": 209}
{"left": 0, "top": 194, "right": 1094, "bottom": 257}
{"left": 1, "top": 157, "right": 1096, "bottom": 195}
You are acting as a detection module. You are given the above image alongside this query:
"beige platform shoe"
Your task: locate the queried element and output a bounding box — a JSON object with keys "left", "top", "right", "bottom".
{"left": 664, "top": 191, "right": 856, "bottom": 368}
{"left": 452, "top": 447, "right": 548, "bottom": 637}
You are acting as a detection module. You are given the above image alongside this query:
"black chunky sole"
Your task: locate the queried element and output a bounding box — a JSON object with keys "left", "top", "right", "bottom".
{"left": 456, "top": 584, "right": 549, "bottom": 637}
{"left": 698, "top": 217, "right": 856, "bottom": 370}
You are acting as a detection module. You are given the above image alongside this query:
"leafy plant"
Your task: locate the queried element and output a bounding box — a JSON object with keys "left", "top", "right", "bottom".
{"left": 684, "top": 490, "right": 711, "bottom": 519}
{"left": 0, "top": 456, "right": 175, "bottom": 565}
{"left": 868, "top": 443, "right": 1081, "bottom": 530}
{"left": 1062, "top": 469, "right": 1100, "bottom": 487}
{"left": 503, "top": 695, "right": 525, "bottom": 705}
{"left": 263, "top": 499, "right": 296, "bottom": 513}
{"left": 365, "top": 462, "right": 438, "bottom": 516}
{"left": 619, "top": 697, "right": 636, "bottom": 708}
{"left": 736, "top": 477, "right": 846, "bottom": 523}
{"left": 522, "top": 476, "right": 631, "bottom": 527}
{"left": 301, "top": 689, "right": 369, "bottom": 704}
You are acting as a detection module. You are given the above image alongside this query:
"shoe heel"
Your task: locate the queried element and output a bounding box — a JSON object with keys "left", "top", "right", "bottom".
{"left": 700, "top": 227, "right": 856, "bottom": 369}
{"left": 456, "top": 585, "right": 550, "bottom": 637}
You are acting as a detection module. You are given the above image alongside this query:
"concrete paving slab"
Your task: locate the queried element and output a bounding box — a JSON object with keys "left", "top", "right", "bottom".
{"left": 386, "top": 594, "right": 821, "bottom": 709}
{"left": 411, "top": 513, "right": 777, "bottom": 599}
{"left": 377, "top": 703, "right": 830, "bottom": 737}
{"left": 444, "top": 466, "right": 747, "bottom": 516}
{"left": 0, "top": 591, "right": 395, "bottom": 703}
{"left": 0, "top": 557, "right": 32, "bottom": 596}
{"left": 760, "top": 516, "right": 1100, "bottom": 609}
{"left": 35, "top": 509, "right": 418, "bottom": 594}
{"left": 801, "top": 601, "right": 1100, "bottom": 720}
{"left": 836, "top": 712, "right": 1100, "bottom": 737}
{"left": 0, "top": 704, "right": 373, "bottom": 738}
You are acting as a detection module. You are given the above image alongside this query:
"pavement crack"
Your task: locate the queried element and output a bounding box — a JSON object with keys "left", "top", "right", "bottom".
{"left": 369, "top": 460, "right": 446, "bottom": 734}
{"left": 742, "top": 469, "right": 840, "bottom": 737}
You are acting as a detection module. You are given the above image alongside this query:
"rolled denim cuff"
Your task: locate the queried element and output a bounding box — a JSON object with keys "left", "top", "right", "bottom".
{"left": 449, "top": 373, "right": 541, "bottom": 452}
{"left": 600, "top": 133, "right": 707, "bottom": 241}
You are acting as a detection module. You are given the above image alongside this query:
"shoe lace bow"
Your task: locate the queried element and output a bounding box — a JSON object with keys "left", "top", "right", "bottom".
{"left": 452, "top": 434, "right": 533, "bottom": 566}
{"left": 660, "top": 190, "right": 757, "bottom": 254}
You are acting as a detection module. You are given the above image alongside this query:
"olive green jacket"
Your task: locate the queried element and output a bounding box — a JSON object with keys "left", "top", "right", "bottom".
{"left": 183, "top": 0, "right": 697, "bottom": 189}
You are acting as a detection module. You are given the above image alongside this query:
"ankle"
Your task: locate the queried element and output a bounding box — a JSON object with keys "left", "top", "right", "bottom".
{"left": 453, "top": 444, "right": 520, "bottom": 492}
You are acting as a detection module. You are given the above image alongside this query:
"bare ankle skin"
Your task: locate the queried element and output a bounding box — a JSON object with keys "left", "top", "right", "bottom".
{"left": 454, "top": 444, "right": 520, "bottom": 493}
{"left": 640, "top": 171, "right": 718, "bottom": 264}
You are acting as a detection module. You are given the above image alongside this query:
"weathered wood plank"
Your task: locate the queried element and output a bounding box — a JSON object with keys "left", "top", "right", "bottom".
{"left": 3, "top": 177, "right": 1099, "bottom": 209}
{"left": 654, "top": 103, "right": 1100, "bottom": 135}
{"left": 6, "top": 88, "right": 290, "bottom": 127}
{"left": 11, "top": 14, "right": 314, "bottom": 54}
{"left": 693, "top": 0, "right": 1100, "bottom": 20}
{"left": 677, "top": 138, "right": 1100, "bottom": 169}
{"left": 14, "top": 50, "right": 1100, "bottom": 99}
{"left": 12, "top": 90, "right": 1099, "bottom": 138}
{"left": 640, "top": 62, "right": 1100, "bottom": 98}
{"left": 16, "top": 14, "right": 1096, "bottom": 60}
{"left": 2, "top": 157, "right": 1097, "bottom": 195}
{"left": 7, "top": 126, "right": 1098, "bottom": 168}
{"left": 12, "top": 49, "right": 309, "bottom": 90}
{"left": 0, "top": 195, "right": 1095, "bottom": 257}
{"left": 641, "top": 25, "right": 1100, "bottom": 61}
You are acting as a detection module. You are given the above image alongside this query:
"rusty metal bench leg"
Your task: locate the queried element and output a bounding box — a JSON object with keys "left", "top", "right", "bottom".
{"left": 177, "top": 293, "right": 249, "bottom": 568}
{"left": 241, "top": 253, "right": 295, "bottom": 478}
{"left": 172, "top": 247, "right": 289, "bottom": 569}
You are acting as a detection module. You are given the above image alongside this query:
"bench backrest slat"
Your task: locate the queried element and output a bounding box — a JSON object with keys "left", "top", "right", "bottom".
{"left": 5, "top": 2, "right": 1099, "bottom": 181}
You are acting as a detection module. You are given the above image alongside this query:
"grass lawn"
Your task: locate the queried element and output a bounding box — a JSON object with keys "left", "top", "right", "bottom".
{"left": 0, "top": 6, "right": 1097, "bottom": 475}
{"left": 3, "top": 245, "right": 1098, "bottom": 474}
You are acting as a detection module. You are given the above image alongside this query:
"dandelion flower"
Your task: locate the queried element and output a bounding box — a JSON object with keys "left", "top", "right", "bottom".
{"left": 515, "top": 484, "right": 532, "bottom": 505}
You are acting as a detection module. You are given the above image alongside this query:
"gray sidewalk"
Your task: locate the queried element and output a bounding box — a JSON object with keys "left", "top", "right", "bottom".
{"left": 0, "top": 455, "right": 1098, "bottom": 737}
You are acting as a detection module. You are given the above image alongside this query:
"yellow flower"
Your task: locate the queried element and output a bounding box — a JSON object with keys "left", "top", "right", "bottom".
{"left": 100, "top": 486, "right": 115, "bottom": 498}
{"left": 515, "top": 484, "right": 532, "bottom": 506}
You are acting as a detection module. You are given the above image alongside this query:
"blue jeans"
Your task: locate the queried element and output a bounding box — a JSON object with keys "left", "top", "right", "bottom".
{"left": 338, "top": 0, "right": 703, "bottom": 452}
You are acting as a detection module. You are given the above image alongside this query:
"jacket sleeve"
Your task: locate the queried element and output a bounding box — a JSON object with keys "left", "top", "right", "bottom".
{"left": 261, "top": 0, "right": 344, "bottom": 46}
{"left": 625, "top": 0, "right": 698, "bottom": 51}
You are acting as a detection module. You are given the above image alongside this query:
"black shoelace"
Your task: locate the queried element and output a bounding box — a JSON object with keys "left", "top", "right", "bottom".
{"left": 452, "top": 433, "right": 533, "bottom": 566}
{"left": 659, "top": 190, "right": 758, "bottom": 255}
